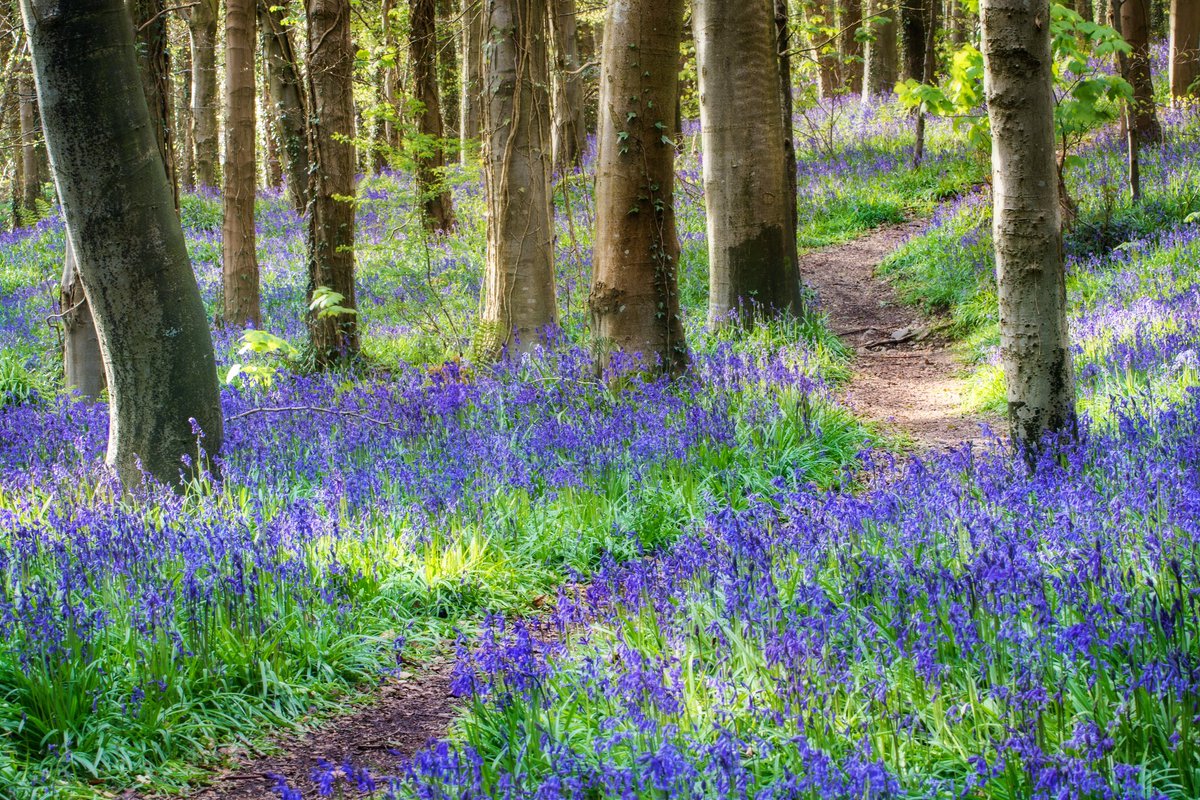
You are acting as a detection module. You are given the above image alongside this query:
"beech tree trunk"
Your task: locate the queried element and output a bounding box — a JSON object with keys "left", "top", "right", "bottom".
{"left": 260, "top": 2, "right": 311, "bottom": 212}
{"left": 777, "top": 0, "right": 798, "bottom": 247}
{"left": 24, "top": 0, "right": 223, "bottom": 486}
{"left": 184, "top": 0, "right": 220, "bottom": 188}
{"left": 474, "top": 0, "right": 556, "bottom": 359}
{"left": 132, "top": 0, "right": 178, "bottom": 209}
{"left": 900, "top": 0, "right": 927, "bottom": 82}
{"left": 460, "top": 0, "right": 485, "bottom": 158}
{"left": 1170, "top": 0, "right": 1200, "bottom": 101}
{"left": 224, "top": 0, "right": 261, "bottom": 328}
{"left": 810, "top": 0, "right": 838, "bottom": 97}
{"left": 980, "top": 0, "right": 1076, "bottom": 452}
{"left": 61, "top": 242, "right": 106, "bottom": 399}
{"left": 18, "top": 72, "right": 45, "bottom": 220}
{"left": 863, "top": 0, "right": 898, "bottom": 96}
{"left": 590, "top": 0, "right": 688, "bottom": 374}
{"left": 550, "top": 0, "right": 586, "bottom": 171}
{"left": 695, "top": 0, "right": 801, "bottom": 326}
{"left": 177, "top": 40, "right": 195, "bottom": 190}
{"left": 409, "top": 0, "right": 456, "bottom": 231}
{"left": 840, "top": 0, "right": 864, "bottom": 93}
{"left": 306, "top": 0, "right": 360, "bottom": 365}
{"left": 1118, "top": 0, "right": 1162, "bottom": 144}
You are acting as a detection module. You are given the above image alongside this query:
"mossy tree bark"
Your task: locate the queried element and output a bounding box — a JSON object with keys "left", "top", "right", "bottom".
{"left": 306, "top": 0, "right": 360, "bottom": 366}
{"left": 474, "top": 0, "right": 557, "bottom": 359}
{"left": 223, "top": 0, "right": 261, "bottom": 328}
{"left": 695, "top": 0, "right": 802, "bottom": 326}
{"left": 409, "top": 0, "right": 457, "bottom": 232}
{"left": 259, "top": 1, "right": 311, "bottom": 213}
{"left": 23, "top": 0, "right": 223, "bottom": 486}
{"left": 590, "top": 0, "right": 688, "bottom": 374}
{"left": 550, "top": 0, "right": 586, "bottom": 172}
{"left": 980, "top": 0, "right": 1077, "bottom": 452}
{"left": 1170, "top": 0, "right": 1199, "bottom": 102}
{"left": 182, "top": 0, "right": 220, "bottom": 188}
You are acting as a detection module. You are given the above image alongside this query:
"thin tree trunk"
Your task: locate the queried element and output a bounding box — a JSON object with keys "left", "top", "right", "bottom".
{"left": 306, "top": 0, "right": 360, "bottom": 365}
{"left": 261, "top": 61, "right": 284, "bottom": 190}
{"left": 777, "top": 0, "right": 798, "bottom": 246}
{"left": 460, "top": 0, "right": 484, "bottom": 160}
{"left": 550, "top": 0, "right": 586, "bottom": 171}
{"left": 980, "top": 0, "right": 1076, "bottom": 453}
{"left": 61, "top": 242, "right": 106, "bottom": 399}
{"left": 1170, "top": 0, "right": 1200, "bottom": 102}
{"left": 863, "top": 0, "right": 898, "bottom": 97}
{"left": 409, "top": 0, "right": 456, "bottom": 231}
{"left": 24, "top": 0, "right": 223, "bottom": 486}
{"left": 840, "top": 0, "right": 864, "bottom": 92}
{"left": 911, "top": 0, "right": 939, "bottom": 166}
{"left": 224, "top": 0, "right": 261, "bottom": 327}
{"left": 18, "top": 72, "right": 43, "bottom": 219}
{"left": 437, "top": 0, "right": 460, "bottom": 141}
{"left": 474, "top": 0, "right": 556, "bottom": 359}
{"left": 260, "top": 2, "right": 311, "bottom": 212}
{"left": 590, "top": 0, "right": 688, "bottom": 374}
{"left": 178, "top": 37, "right": 195, "bottom": 191}
{"left": 810, "top": 0, "right": 839, "bottom": 97}
{"left": 184, "top": 0, "right": 220, "bottom": 188}
{"left": 132, "top": 0, "right": 179, "bottom": 210}
{"left": 1118, "top": 0, "right": 1162, "bottom": 144}
{"left": 696, "top": 0, "right": 801, "bottom": 326}
{"left": 900, "top": 0, "right": 926, "bottom": 82}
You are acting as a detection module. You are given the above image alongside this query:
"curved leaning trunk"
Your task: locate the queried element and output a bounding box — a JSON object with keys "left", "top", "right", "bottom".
{"left": 695, "top": 0, "right": 801, "bottom": 327}
{"left": 590, "top": 0, "right": 688, "bottom": 375}
{"left": 23, "top": 0, "right": 223, "bottom": 487}
{"left": 980, "top": 0, "right": 1076, "bottom": 452}
{"left": 474, "top": 0, "right": 557, "bottom": 359}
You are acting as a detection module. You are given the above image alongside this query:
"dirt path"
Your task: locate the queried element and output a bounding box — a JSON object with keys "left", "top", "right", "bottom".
{"left": 147, "top": 658, "right": 456, "bottom": 800}
{"left": 154, "top": 219, "right": 987, "bottom": 800}
{"left": 801, "top": 220, "right": 995, "bottom": 450}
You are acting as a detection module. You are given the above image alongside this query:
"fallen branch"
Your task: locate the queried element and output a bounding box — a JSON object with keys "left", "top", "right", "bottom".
{"left": 226, "top": 405, "right": 401, "bottom": 430}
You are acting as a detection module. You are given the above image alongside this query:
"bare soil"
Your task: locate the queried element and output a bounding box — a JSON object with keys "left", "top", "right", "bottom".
{"left": 801, "top": 220, "right": 997, "bottom": 450}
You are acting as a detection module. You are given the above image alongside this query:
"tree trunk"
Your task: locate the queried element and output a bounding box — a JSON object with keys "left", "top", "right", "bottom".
{"left": 1118, "top": 0, "right": 1162, "bottom": 144}
{"left": 777, "top": 0, "right": 798, "bottom": 247}
{"left": 24, "top": 0, "right": 223, "bottom": 487}
{"left": 590, "top": 0, "right": 688, "bottom": 374}
{"left": 1170, "top": 0, "right": 1200, "bottom": 101}
{"left": 695, "top": 0, "right": 801, "bottom": 326}
{"left": 1075, "top": 0, "right": 1093, "bottom": 23}
{"left": 18, "top": 72, "right": 44, "bottom": 220}
{"left": 911, "top": 0, "right": 939, "bottom": 166}
{"left": 840, "top": 0, "right": 864, "bottom": 92}
{"left": 184, "top": 0, "right": 220, "bottom": 188}
{"left": 177, "top": 38, "right": 195, "bottom": 190}
{"left": 437, "top": 0, "right": 460, "bottom": 141}
{"left": 224, "top": 0, "right": 261, "bottom": 328}
{"left": 809, "top": 0, "right": 839, "bottom": 97}
{"left": 474, "top": 0, "right": 556, "bottom": 359}
{"left": 132, "top": 0, "right": 178, "bottom": 210}
{"left": 900, "top": 0, "right": 927, "bottom": 82}
{"left": 260, "top": 2, "right": 311, "bottom": 212}
{"left": 460, "top": 0, "right": 484, "bottom": 159}
{"left": 409, "top": 0, "right": 456, "bottom": 231}
{"left": 61, "top": 242, "right": 107, "bottom": 399}
{"left": 261, "top": 64, "right": 285, "bottom": 190}
{"left": 550, "top": 0, "right": 586, "bottom": 171}
{"left": 306, "top": 0, "right": 360, "bottom": 365}
{"left": 863, "top": 0, "right": 898, "bottom": 96}
{"left": 980, "top": 0, "right": 1076, "bottom": 453}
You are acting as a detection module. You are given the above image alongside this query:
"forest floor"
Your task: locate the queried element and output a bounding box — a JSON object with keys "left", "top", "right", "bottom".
{"left": 162, "top": 216, "right": 991, "bottom": 800}
{"left": 801, "top": 217, "right": 996, "bottom": 451}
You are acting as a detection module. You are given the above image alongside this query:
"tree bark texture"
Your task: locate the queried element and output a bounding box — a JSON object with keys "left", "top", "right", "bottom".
{"left": 259, "top": 2, "right": 311, "bottom": 212}
{"left": 1170, "top": 0, "right": 1200, "bottom": 100}
{"left": 409, "top": 0, "right": 456, "bottom": 231}
{"left": 224, "top": 0, "right": 261, "bottom": 327}
{"left": 61, "top": 241, "right": 107, "bottom": 399}
{"left": 1119, "top": 0, "right": 1162, "bottom": 143}
{"left": 474, "top": 0, "right": 557, "bottom": 359}
{"left": 436, "top": 0, "right": 460, "bottom": 140}
{"left": 980, "top": 0, "right": 1076, "bottom": 451}
{"left": 840, "top": 0, "right": 864, "bottom": 92}
{"left": 17, "top": 72, "right": 46, "bottom": 220}
{"left": 460, "top": 0, "right": 485, "bottom": 157}
{"left": 777, "top": 0, "right": 799, "bottom": 248}
{"left": 184, "top": 0, "right": 220, "bottom": 187}
{"left": 306, "top": 0, "right": 360, "bottom": 365}
{"left": 590, "top": 0, "right": 688, "bottom": 374}
{"left": 177, "top": 38, "right": 195, "bottom": 190}
{"left": 23, "top": 0, "right": 224, "bottom": 486}
{"left": 550, "top": 0, "right": 586, "bottom": 171}
{"left": 863, "top": 0, "right": 898, "bottom": 96}
{"left": 131, "top": 0, "right": 178, "bottom": 209}
{"left": 695, "top": 0, "right": 801, "bottom": 326}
